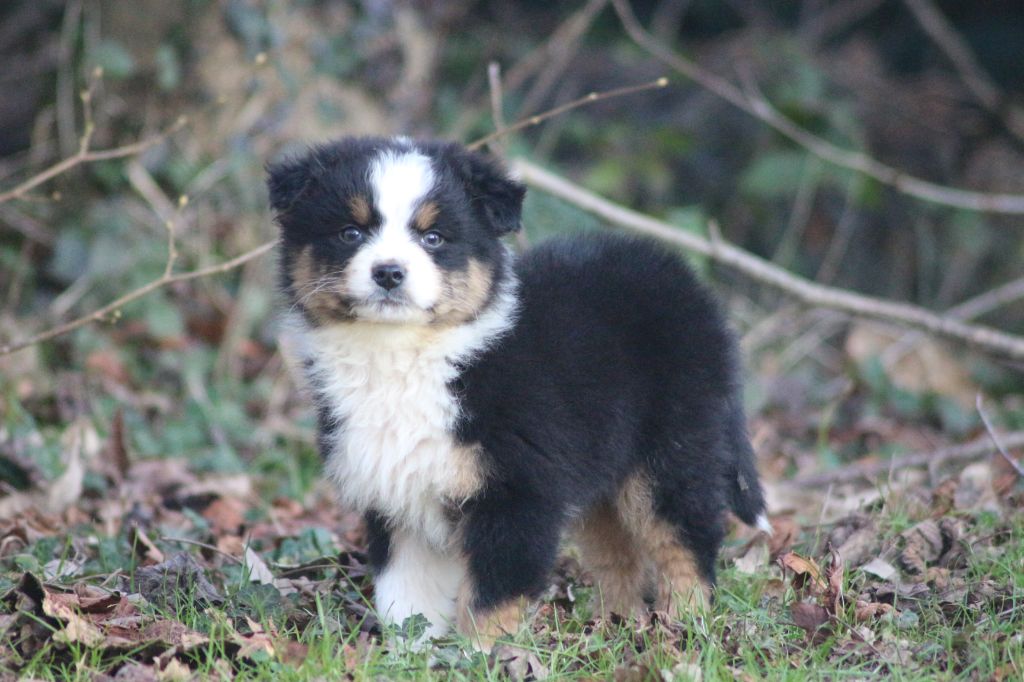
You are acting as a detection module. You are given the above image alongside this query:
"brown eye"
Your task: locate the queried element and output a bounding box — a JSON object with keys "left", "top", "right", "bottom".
{"left": 340, "top": 226, "right": 363, "bottom": 244}
{"left": 421, "top": 231, "right": 444, "bottom": 248}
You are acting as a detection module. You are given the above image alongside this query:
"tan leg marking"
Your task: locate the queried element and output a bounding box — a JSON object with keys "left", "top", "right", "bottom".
{"left": 456, "top": 581, "right": 527, "bottom": 651}
{"left": 638, "top": 519, "right": 710, "bottom": 615}
{"left": 573, "top": 502, "right": 648, "bottom": 618}
{"left": 615, "top": 473, "right": 711, "bottom": 616}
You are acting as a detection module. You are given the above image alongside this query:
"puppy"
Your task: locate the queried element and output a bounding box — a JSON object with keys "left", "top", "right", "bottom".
{"left": 268, "top": 136, "right": 768, "bottom": 648}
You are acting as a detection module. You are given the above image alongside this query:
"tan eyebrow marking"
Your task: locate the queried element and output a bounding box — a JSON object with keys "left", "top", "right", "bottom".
{"left": 412, "top": 201, "right": 440, "bottom": 232}
{"left": 348, "top": 196, "right": 371, "bottom": 225}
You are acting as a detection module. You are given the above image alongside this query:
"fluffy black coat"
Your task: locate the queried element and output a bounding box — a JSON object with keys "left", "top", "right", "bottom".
{"left": 268, "top": 136, "right": 766, "bottom": 641}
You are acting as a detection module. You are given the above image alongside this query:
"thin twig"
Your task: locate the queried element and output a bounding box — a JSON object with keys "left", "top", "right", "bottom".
{"left": 0, "top": 240, "right": 276, "bottom": 356}
{"left": 513, "top": 158, "right": 1024, "bottom": 361}
{"left": 159, "top": 536, "right": 244, "bottom": 565}
{"left": 792, "top": 431, "right": 1024, "bottom": 486}
{"left": 610, "top": 0, "right": 1024, "bottom": 215}
{"left": 0, "top": 116, "right": 187, "bottom": 205}
{"left": 976, "top": 394, "right": 1024, "bottom": 478}
{"left": 467, "top": 77, "right": 669, "bottom": 151}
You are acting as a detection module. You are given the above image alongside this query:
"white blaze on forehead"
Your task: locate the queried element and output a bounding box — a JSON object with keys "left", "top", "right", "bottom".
{"left": 343, "top": 147, "right": 443, "bottom": 319}
{"left": 370, "top": 149, "right": 435, "bottom": 230}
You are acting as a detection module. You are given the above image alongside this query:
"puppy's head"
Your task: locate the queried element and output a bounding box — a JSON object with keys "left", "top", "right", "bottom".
{"left": 269, "top": 137, "right": 524, "bottom": 327}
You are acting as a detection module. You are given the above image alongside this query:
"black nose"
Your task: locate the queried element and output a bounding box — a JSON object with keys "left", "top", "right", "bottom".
{"left": 371, "top": 262, "right": 406, "bottom": 290}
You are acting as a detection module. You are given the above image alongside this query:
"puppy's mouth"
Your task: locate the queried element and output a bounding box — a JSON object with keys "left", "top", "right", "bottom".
{"left": 352, "top": 290, "right": 432, "bottom": 323}
{"left": 367, "top": 290, "right": 413, "bottom": 308}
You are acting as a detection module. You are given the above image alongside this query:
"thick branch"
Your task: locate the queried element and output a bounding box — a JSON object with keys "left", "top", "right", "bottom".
{"left": 513, "top": 159, "right": 1024, "bottom": 361}
{"left": 610, "top": 0, "right": 1024, "bottom": 215}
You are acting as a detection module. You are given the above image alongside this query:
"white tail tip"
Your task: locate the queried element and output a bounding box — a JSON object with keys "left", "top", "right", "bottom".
{"left": 755, "top": 513, "right": 773, "bottom": 536}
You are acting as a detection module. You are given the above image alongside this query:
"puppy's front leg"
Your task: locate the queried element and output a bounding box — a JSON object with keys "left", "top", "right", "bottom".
{"left": 456, "top": 493, "right": 562, "bottom": 651}
{"left": 373, "top": 526, "right": 465, "bottom": 646}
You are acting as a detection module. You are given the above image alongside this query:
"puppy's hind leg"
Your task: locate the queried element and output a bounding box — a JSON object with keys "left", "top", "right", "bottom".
{"left": 619, "top": 474, "right": 719, "bottom": 617}
{"left": 573, "top": 501, "right": 649, "bottom": 619}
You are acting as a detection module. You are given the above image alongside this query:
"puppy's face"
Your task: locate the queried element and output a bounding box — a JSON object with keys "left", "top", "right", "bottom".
{"left": 269, "top": 137, "right": 524, "bottom": 326}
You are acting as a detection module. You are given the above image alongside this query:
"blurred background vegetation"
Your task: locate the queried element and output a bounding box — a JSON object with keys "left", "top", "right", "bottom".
{"left": 1, "top": 0, "right": 1023, "bottom": 498}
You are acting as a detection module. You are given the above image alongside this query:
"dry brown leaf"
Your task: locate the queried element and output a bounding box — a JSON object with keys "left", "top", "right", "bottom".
{"left": 854, "top": 600, "right": 894, "bottom": 621}
{"left": 778, "top": 552, "right": 826, "bottom": 594}
{"left": 930, "top": 478, "right": 959, "bottom": 517}
{"left": 202, "top": 497, "right": 247, "bottom": 534}
{"left": 824, "top": 549, "right": 845, "bottom": 616}
{"left": 234, "top": 625, "right": 276, "bottom": 660}
{"left": 790, "top": 602, "right": 831, "bottom": 644}
{"left": 156, "top": 658, "right": 194, "bottom": 682}
{"left": 112, "top": 661, "right": 160, "bottom": 681}
{"left": 133, "top": 553, "right": 223, "bottom": 609}
{"left": 825, "top": 514, "right": 880, "bottom": 569}
{"left": 898, "top": 520, "right": 946, "bottom": 576}
{"left": 216, "top": 534, "right": 245, "bottom": 557}
{"left": 43, "top": 595, "right": 106, "bottom": 647}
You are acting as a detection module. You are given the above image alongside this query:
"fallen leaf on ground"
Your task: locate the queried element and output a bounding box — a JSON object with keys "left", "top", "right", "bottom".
{"left": 778, "top": 552, "right": 826, "bottom": 594}
{"left": 790, "top": 602, "right": 831, "bottom": 644}
{"left": 244, "top": 547, "right": 276, "bottom": 586}
{"left": 898, "top": 520, "right": 946, "bottom": 576}
{"left": 860, "top": 557, "right": 898, "bottom": 581}
{"left": 132, "top": 552, "right": 223, "bottom": 609}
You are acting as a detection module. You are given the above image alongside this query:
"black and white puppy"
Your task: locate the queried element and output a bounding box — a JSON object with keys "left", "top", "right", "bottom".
{"left": 268, "top": 136, "right": 769, "bottom": 647}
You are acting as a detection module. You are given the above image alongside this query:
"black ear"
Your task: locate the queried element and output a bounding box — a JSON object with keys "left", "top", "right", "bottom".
{"left": 460, "top": 150, "right": 526, "bottom": 235}
{"left": 266, "top": 156, "right": 313, "bottom": 214}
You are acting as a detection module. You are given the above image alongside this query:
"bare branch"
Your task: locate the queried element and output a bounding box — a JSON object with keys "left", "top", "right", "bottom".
{"left": 793, "top": 430, "right": 1024, "bottom": 486}
{"left": 513, "top": 158, "right": 1024, "bottom": 361}
{"left": 610, "top": 0, "right": 1024, "bottom": 215}
{"left": 976, "top": 394, "right": 1024, "bottom": 478}
{"left": 468, "top": 77, "right": 669, "bottom": 151}
{"left": 0, "top": 240, "right": 276, "bottom": 356}
{"left": 882, "top": 274, "right": 1024, "bottom": 368}
{"left": 0, "top": 116, "right": 187, "bottom": 205}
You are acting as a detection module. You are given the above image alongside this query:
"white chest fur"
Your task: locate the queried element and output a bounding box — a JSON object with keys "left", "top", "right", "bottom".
{"left": 289, "top": 287, "right": 516, "bottom": 549}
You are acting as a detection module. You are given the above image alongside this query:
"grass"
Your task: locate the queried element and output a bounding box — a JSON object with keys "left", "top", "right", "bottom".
{"left": 4, "top": 500, "right": 1022, "bottom": 680}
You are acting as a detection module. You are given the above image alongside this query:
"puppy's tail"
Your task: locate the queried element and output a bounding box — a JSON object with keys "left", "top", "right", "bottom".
{"left": 726, "top": 403, "right": 772, "bottom": 535}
